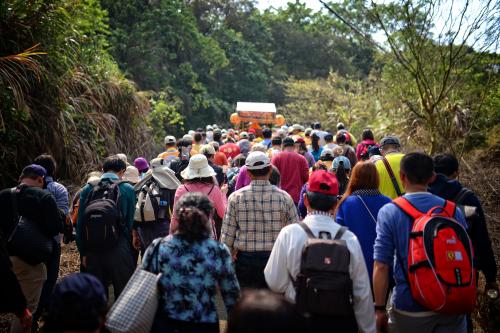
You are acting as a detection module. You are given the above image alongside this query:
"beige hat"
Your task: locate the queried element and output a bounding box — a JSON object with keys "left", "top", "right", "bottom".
{"left": 180, "top": 154, "right": 216, "bottom": 180}
{"left": 199, "top": 144, "right": 216, "bottom": 156}
{"left": 246, "top": 151, "right": 271, "bottom": 170}
{"left": 123, "top": 166, "right": 140, "bottom": 184}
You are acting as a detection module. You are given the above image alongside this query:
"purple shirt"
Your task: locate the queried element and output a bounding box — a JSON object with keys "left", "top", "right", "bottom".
{"left": 234, "top": 166, "right": 251, "bottom": 191}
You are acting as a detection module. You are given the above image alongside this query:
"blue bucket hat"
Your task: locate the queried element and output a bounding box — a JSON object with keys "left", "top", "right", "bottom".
{"left": 332, "top": 156, "right": 351, "bottom": 171}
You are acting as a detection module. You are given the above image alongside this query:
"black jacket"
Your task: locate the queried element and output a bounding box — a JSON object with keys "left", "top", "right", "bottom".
{"left": 429, "top": 174, "right": 497, "bottom": 283}
{"left": 208, "top": 161, "right": 225, "bottom": 186}
{"left": 0, "top": 185, "right": 64, "bottom": 258}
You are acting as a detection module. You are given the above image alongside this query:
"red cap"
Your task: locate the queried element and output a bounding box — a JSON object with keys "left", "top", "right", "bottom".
{"left": 307, "top": 170, "right": 339, "bottom": 196}
{"left": 295, "top": 137, "right": 305, "bottom": 144}
{"left": 248, "top": 128, "right": 256, "bottom": 134}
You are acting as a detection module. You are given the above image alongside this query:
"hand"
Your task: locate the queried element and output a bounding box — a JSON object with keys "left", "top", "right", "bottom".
{"left": 81, "top": 256, "right": 87, "bottom": 268}
{"left": 221, "top": 184, "right": 228, "bottom": 194}
{"left": 18, "top": 308, "right": 32, "bottom": 332}
{"left": 132, "top": 230, "right": 141, "bottom": 250}
{"left": 376, "top": 310, "right": 389, "bottom": 333}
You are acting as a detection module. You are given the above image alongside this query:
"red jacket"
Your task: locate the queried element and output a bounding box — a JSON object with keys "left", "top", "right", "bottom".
{"left": 220, "top": 142, "right": 240, "bottom": 160}
{"left": 271, "top": 151, "right": 309, "bottom": 204}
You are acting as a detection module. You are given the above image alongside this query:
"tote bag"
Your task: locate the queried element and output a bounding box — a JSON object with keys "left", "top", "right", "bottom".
{"left": 105, "top": 239, "right": 162, "bottom": 333}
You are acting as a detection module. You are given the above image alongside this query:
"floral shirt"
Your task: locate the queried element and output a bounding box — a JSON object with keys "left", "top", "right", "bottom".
{"left": 142, "top": 236, "right": 240, "bottom": 323}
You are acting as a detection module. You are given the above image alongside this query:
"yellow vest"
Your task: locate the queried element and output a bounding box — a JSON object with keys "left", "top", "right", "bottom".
{"left": 375, "top": 153, "right": 405, "bottom": 199}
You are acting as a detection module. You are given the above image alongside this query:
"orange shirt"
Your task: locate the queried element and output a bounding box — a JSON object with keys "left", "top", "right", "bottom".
{"left": 214, "top": 152, "right": 228, "bottom": 166}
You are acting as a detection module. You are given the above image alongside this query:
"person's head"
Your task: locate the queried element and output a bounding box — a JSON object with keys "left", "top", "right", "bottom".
{"left": 433, "top": 153, "right": 459, "bottom": 179}
{"left": 324, "top": 133, "right": 334, "bottom": 143}
{"left": 337, "top": 122, "right": 345, "bottom": 130}
{"left": 313, "top": 161, "right": 328, "bottom": 171}
{"left": 313, "top": 122, "right": 321, "bottom": 130}
{"left": 362, "top": 129, "right": 374, "bottom": 141}
{"left": 239, "top": 131, "right": 249, "bottom": 140}
{"left": 305, "top": 170, "right": 339, "bottom": 213}
{"left": 199, "top": 144, "right": 216, "bottom": 161}
{"left": 336, "top": 133, "right": 347, "bottom": 145}
{"left": 180, "top": 154, "right": 216, "bottom": 183}
{"left": 213, "top": 130, "right": 222, "bottom": 142}
{"left": 122, "top": 166, "right": 140, "bottom": 184}
{"left": 368, "top": 146, "right": 381, "bottom": 158}
{"left": 311, "top": 133, "right": 320, "bottom": 151}
{"left": 19, "top": 164, "right": 47, "bottom": 188}
{"left": 282, "top": 137, "right": 295, "bottom": 151}
{"left": 177, "top": 138, "right": 192, "bottom": 159}
{"left": 174, "top": 192, "right": 212, "bottom": 242}
{"left": 269, "top": 165, "right": 281, "bottom": 187}
{"left": 271, "top": 136, "right": 282, "bottom": 147}
{"left": 34, "top": 154, "right": 56, "bottom": 178}
{"left": 164, "top": 135, "right": 177, "bottom": 148}
{"left": 400, "top": 152, "right": 435, "bottom": 188}
{"left": 291, "top": 124, "right": 302, "bottom": 134}
{"left": 232, "top": 154, "right": 247, "bottom": 168}
{"left": 262, "top": 128, "right": 272, "bottom": 139}
{"left": 227, "top": 289, "right": 305, "bottom": 333}
{"left": 42, "top": 273, "right": 107, "bottom": 333}
{"left": 86, "top": 171, "right": 102, "bottom": 185}
{"left": 116, "top": 153, "right": 128, "bottom": 165}
{"left": 320, "top": 148, "right": 334, "bottom": 162}
{"left": 134, "top": 157, "right": 149, "bottom": 174}
{"left": 337, "top": 162, "right": 379, "bottom": 213}
{"left": 251, "top": 144, "right": 268, "bottom": 153}
{"left": 246, "top": 151, "right": 272, "bottom": 180}
{"left": 332, "top": 156, "right": 351, "bottom": 195}
{"left": 305, "top": 128, "right": 312, "bottom": 137}
{"left": 294, "top": 137, "right": 307, "bottom": 153}
{"left": 209, "top": 141, "right": 220, "bottom": 152}
{"left": 102, "top": 155, "right": 127, "bottom": 178}
{"left": 194, "top": 132, "right": 203, "bottom": 144}
{"left": 379, "top": 136, "right": 401, "bottom": 155}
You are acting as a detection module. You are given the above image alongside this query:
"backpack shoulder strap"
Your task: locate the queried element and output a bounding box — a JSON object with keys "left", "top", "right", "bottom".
{"left": 392, "top": 197, "right": 423, "bottom": 220}
{"left": 443, "top": 200, "right": 456, "bottom": 218}
{"left": 298, "top": 222, "right": 315, "bottom": 239}
{"left": 207, "top": 184, "right": 215, "bottom": 195}
{"left": 381, "top": 157, "right": 403, "bottom": 197}
{"left": 334, "top": 226, "right": 347, "bottom": 240}
{"left": 454, "top": 187, "right": 472, "bottom": 205}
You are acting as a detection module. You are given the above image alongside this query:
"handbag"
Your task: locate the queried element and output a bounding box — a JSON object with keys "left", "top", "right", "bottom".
{"left": 105, "top": 238, "right": 163, "bottom": 333}
{"left": 7, "top": 187, "right": 53, "bottom": 265}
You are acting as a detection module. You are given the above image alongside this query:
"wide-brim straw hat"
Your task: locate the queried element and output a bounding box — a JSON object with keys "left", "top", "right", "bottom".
{"left": 180, "top": 154, "right": 216, "bottom": 180}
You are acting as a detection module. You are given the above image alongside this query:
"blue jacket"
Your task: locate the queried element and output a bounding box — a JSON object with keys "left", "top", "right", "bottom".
{"left": 76, "top": 173, "right": 136, "bottom": 255}
{"left": 336, "top": 191, "right": 391, "bottom": 284}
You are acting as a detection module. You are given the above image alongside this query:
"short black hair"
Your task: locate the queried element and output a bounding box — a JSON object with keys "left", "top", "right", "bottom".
{"left": 336, "top": 133, "right": 346, "bottom": 144}
{"left": 362, "top": 129, "right": 374, "bottom": 141}
{"left": 271, "top": 136, "right": 282, "bottom": 146}
{"left": 34, "top": 154, "right": 56, "bottom": 177}
{"left": 102, "top": 155, "right": 127, "bottom": 173}
{"left": 401, "top": 152, "right": 434, "bottom": 185}
{"left": 194, "top": 132, "right": 202, "bottom": 142}
{"left": 177, "top": 139, "right": 192, "bottom": 147}
{"left": 433, "top": 153, "right": 459, "bottom": 177}
{"left": 324, "top": 133, "right": 334, "bottom": 142}
{"left": 263, "top": 128, "right": 272, "bottom": 139}
{"left": 248, "top": 166, "right": 271, "bottom": 177}
{"left": 213, "top": 131, "right": 222, "bottom": 142}
{"left": 306, "top": 191, "right": 337, "bottom": 211}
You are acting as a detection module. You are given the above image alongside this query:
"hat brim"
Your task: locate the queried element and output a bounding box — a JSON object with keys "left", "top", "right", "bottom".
{"left": 181, "top": 167, "right": 217, "bottom": 180}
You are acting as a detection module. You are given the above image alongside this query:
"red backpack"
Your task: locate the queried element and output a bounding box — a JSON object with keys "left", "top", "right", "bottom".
{"left": 393, "top": 197, "right": 476, "bottom": 314}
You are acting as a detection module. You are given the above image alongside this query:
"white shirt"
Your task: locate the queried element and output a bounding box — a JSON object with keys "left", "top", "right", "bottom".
{"left": 264, "top": 213, "right": 376, "bottom": 333}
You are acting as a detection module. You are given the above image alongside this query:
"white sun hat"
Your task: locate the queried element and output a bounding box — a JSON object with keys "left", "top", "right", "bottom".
{"left": 180, "top": 154, "right": 216, "bottom": 180}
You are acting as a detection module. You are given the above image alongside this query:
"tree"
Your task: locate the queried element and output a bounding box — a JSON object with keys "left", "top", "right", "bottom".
{"left": 369, "top": 0, "right": 499, "bottom": 153}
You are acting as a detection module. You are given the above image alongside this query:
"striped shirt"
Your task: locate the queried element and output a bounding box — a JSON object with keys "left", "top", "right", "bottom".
{"left": 221, "top": 180, "right": 298, "bottom": 252}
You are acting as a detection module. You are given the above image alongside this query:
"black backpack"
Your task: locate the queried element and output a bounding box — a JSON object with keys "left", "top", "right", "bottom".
{"left": 135, "top": 178, "right": 175, "bottom": 224}
{"left": 295, "top": 223, "right": 354, "bottom": 317}
{"left": 81, "top": 180, "right": 124, "bottom": 252}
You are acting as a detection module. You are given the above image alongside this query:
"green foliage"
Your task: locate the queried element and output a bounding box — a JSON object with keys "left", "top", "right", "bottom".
{"left": 0, "top": 0, "right": 153, "bottom": 187}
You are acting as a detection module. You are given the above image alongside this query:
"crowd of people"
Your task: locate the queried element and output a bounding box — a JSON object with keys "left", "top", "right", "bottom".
{"left": 0, "top": 122, "right": 498, "bottom": 333}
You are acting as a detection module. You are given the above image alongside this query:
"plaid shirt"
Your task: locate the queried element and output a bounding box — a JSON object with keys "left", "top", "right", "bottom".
{"left": 221, "top": 180, "right": 299, "bottom": 252}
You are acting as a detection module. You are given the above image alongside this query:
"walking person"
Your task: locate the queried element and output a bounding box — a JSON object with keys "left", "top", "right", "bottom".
{"left": 271, "top": 137, "right": 309, "bottom": 206}
{"left": 374, "top": 135, "right": 405, "bottom": 199}
{"left": 264, "top": 170, "right": 375, "bottom": 333}
{"left": 332, "top": 156, "right": 351, "bottom": 196}
{"left": 221, "top": 152, "right": 299, "bottom": 289}
{"left": 373, "top": 153, "right": 470, "bottom": 333}
{"left": 169, "top": 154, "right": 227, "bottom": 240}
{"left": 335, "top": 162, "right": 391, "bottom": 284}
{"left": 143, "top": 193, "right": 240, "bottom": 333}
{"left": 356, "top": 129, "right": 379, "bottom": 161}
{"left": 0, "top": 164, "right": 64, "bottom": 333}
{"left": 76, "top": 155, "right": 138, "bottom": 300}
{"left": 31, "top": 154, "right": 70, "bottom": 330}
